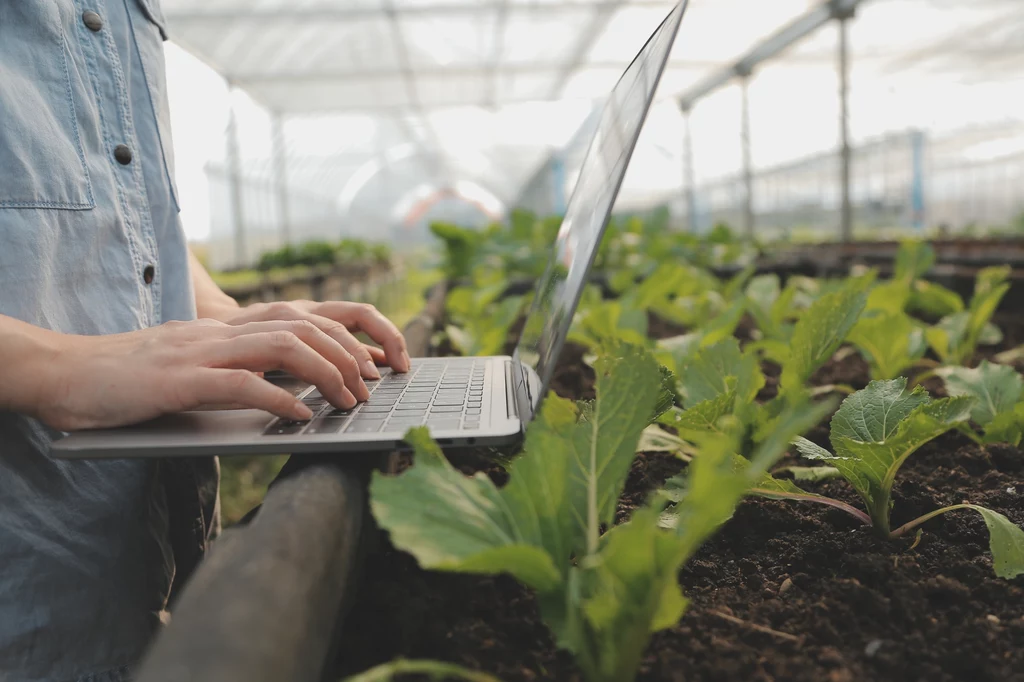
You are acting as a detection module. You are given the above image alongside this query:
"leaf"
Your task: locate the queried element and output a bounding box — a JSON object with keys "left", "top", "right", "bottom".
{"left": 847, "top": 311, "right": 927, "bottom": 380}
{"left": 662, "top": 397, "right": 835, "bottom": 545}
{"left": 677, "top": 338, "right": 764, "bottom": 410}
{"left": 745, "top": 274, "right": 782, "bottom": 337}
{"left": 370, "top": 428, "right": 562, "bottom": 591}
{"left": 908, "top": 279, "right": 964, "bottom": 318}
{"left": 572, "top": 507, "right": 689, "bottom": 682}
{"left": 679, "top": 338, "right": 742, "bottom": 408}
{"left": 866, "top": 280, "right": 911, "bottom": 316}
{"left": 820, "top": 378, "right": 975, "bottom": 533}
{"left": 894, "top": 240, "right": 936, "bottom": 282}
{"left": 371, "top": 343, "right": 668, "bottom": 673}
{"left": 983, "top": 403, "right": 1024, "bottom": 446}
{"left": 926, "top": 312, "right": 970, "bottom": 365}
{"left": 636, "top": 425, "right": 691, "bottom": 457}
{"left": 656, "top": 333, "right": 703, "bottom": 375}
{"left": 968, "top": 505, "right": 1024, "bottom": 579}
{"left": 979, "top": 322, "right": 1004, "bottom": 347}
{"left": 780, "top": 276, "right": 870, "bottom": 393}
{"left": 664, "top": 392, "right": 736, "bottom": 441}
{"left": 699, "top": 299, "right": 746, "bottom": 348}
{"left": 938, "top": 361, "right": 1023, "bottom": 426}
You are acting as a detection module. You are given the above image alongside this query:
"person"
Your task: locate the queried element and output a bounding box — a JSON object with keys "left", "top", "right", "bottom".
{"left": 0, "top": 2, "right": 409, "bottom": 681}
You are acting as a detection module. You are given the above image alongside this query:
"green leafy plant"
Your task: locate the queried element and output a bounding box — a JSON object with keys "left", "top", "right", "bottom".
{"left": 430, "top": 221, "right": 487, "bottom": 281}
{"left": 370, "top": 345, "right": 822, "bottom": 682}
{"left": 444, "top": 279, "right": 527, "bottom": 357}
{"left": 751, "top": 378, "right": 1024, "bottom": 578}
{"left": 938, "top": 360, "right": 1024, "bottom": 445}
{"left": 864, "top": 240, "right": 962, "bottom": 319}
{"left": 778, "top": 274, "right": 871, "bottom": 397}
{"left": 926, "top": 265, "right": 1010, "bottom": 366}
{"left": 846, "top": 310, "right": 928, "bottom": 380}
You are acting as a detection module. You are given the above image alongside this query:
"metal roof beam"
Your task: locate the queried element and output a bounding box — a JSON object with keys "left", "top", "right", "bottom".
{"left": 165, "top": 1, "right": 671, "bottom": 23}
{"left": 546, "top": 0, "right": 630, "bottom": 99}
{"left": 677, "top": 0, "right": 863, "bottom": 111}
{"left": 228, "top": 60, "right": 738, "bottom": 85}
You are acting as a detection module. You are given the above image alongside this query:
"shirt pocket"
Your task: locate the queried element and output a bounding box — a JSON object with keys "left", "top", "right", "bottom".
{"left": 130, "top": 0, "right": 180, "bottom": 212}
{"left": 0, "top": 2, "right": 94, "bottom": 210}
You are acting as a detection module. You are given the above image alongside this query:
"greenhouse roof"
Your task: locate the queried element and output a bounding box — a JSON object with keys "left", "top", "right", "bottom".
{"left": 164, "top": 0, "right": 1024, "bottom": 265}
{"left": 164, "top": 0, "right": 1023, "bottom": 115}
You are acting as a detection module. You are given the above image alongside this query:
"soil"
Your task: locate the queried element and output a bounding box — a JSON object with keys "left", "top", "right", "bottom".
{"left": 335, "top": 297, "right": 1024, "bottom": 682}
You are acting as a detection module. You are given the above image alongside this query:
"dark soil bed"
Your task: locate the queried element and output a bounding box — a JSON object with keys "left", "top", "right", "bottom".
{"left": 336, "top": 307, "right": 1024, "bottom": 682}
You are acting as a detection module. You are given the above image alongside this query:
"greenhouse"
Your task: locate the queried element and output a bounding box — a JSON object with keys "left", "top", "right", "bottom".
{"left": 4, "top": 1, "right": 1023, "bottom": 682}
{"left": 162, "top": 0, "right": 1024, "bottom": 269}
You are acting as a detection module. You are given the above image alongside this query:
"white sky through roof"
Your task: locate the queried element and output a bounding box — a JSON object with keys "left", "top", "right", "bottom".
{"left": 164, "top": 0, "right": 1024, "bottom": 241}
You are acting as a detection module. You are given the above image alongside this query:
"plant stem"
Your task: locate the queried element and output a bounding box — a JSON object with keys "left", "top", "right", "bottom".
{"left": 888, "top": 504, "right": 973, "bottom": 539}
{"left": 750, "top": 489, "right": 872, "bottom": 526}
{"left": 342, "top": 659, "right": 503, "bottom": 682}
{"left": 908, "top": 368, "right": 938, "bottom": 389}
{"left": 810, "top": 383, "right": 855, "bottom": 397}
{"left": 587, "top": 400, "right": 600, "bottom": 556}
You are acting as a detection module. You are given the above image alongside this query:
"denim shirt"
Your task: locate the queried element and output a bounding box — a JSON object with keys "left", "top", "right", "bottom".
{"left": 0, "top": 2, "right": 218, "bottom": 680}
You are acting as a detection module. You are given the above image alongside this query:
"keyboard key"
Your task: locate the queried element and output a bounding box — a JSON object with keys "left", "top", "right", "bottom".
{"left": 358, "top": 406, "right": 394, "bottom": 414}
{"left": 325, "top": 407, "right": 353, "bottom": 417}
{"left": 464, "top": 423, "right": 480, "bottom": 430}
{"left": 427, "top": 421, "right": 460, "bottom": 431}
{"left": 395, "top": 404, "right": 428, "bottom": 411}
{"left": 431, "top": 399, "right": 465, "bottom": 407}
{"left": 306, "top": 417, "right": 350, "bottom": 434}
{"left": 466, "top": 408, "right": 481, "bottom": 415}
{"left": 346, "top": 421, "right": 384, "bottom": 433}
{"left": 430, "top": 405, "right": 463, "bottom": 413}
{"left": 387, "top": 417, "right": 424, "bottom": 427}
{"left": 263, "top": 419, "right": 308, "bottom": 436}
{"left": 468, "top": 400, "right": 482, "bottom": 407}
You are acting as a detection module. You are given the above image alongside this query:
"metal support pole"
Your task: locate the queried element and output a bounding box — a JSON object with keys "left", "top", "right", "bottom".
{"left": 551, "top": 153, "right": 566, "bottom": 216}
{"left": 681, "top": 106, "right": 697, "bottom": 232}
{"left": 226, "top": 88, "right": 247, "bottom": 267}
{"left": 271, "top": 113, "right": 292, "bottom": 246}
{"left": 838, "top": 13, "right": 853, "bottom": 242}
{"left": 739, "top": 73, "right": 754, "bottom": 239}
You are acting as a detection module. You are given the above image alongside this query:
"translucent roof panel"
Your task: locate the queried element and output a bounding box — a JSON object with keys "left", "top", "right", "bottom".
{"left": 164, "top": 0, "right": 1024, "bottom": 262}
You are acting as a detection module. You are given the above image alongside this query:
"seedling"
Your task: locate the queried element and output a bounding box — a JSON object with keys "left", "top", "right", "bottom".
{"left": 444, "top": 278, "right": 527, "bottom": 357}
{"left": 925, "top": 265, "right": 1011, "bottom": 367}
{"left": 369, "top": 344, "right": 826, "bottom": 682}
{"left": 846, "top": 309, "right": 928, "bottom": 380}
{"left": 938, "top": 360, "right": 1024, "bottom": 446}
{"left": 754, "top": 378, "right": 1024, "bottom": 579}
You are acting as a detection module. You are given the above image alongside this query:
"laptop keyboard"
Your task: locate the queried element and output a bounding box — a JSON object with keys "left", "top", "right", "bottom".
{"left": 263, "top": 359, "right": 487, "bottom": 437}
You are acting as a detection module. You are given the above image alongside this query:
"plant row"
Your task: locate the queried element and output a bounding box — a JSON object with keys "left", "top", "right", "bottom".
{"left": 254, "top": 237, "right": 392, "bottom": 272}
{"left": 360, "top": 232, "right": 1024, "bottom": 682}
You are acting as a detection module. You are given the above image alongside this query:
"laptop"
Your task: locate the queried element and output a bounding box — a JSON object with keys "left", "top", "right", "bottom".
{"left": 52, "top": 1, "right": 689, "bottom": 459}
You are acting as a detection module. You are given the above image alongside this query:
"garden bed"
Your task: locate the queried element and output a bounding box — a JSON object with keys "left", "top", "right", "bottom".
{"left": 335, "top": 299, "right": 1024, "bottom": 681}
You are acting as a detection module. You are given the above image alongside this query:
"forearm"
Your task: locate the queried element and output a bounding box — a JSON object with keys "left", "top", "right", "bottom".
{"left": 0, "top": 314, "right": 62, "bottom": 417}
{"left": 187, "top": 249, "right": 240, "bottom": 320}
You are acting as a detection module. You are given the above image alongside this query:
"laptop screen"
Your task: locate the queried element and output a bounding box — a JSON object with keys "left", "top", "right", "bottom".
{"left": 512, "top": 1, "right": 688, "bottom": 416}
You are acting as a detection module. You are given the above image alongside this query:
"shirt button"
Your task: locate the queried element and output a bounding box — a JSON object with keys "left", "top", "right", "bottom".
{"left": 143, "top": 265, "right": 155, "bottom": 285}
{"left": 114, "top": 145, "right": 133, "bottom": 165}
{"left": 83, "top": 11, "right": 103, "bottom": 32}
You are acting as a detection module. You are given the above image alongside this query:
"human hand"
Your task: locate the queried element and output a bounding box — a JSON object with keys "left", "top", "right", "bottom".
{"left": 205, "top": 299, "right": 411, "bottom": 400}
{"left": 33, "top": 318, "right": 366, "bottom": 431}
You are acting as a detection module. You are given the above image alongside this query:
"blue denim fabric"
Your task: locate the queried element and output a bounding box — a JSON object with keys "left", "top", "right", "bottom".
{"left": 0, "top": 1, "right": 218, "bottom": 680}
